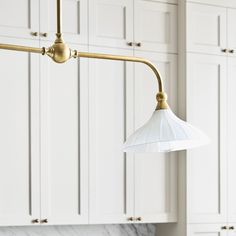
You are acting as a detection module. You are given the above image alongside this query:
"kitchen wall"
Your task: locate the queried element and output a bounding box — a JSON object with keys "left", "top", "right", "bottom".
{"left": 0, "top": 224, "right": 156, "bottom": 236}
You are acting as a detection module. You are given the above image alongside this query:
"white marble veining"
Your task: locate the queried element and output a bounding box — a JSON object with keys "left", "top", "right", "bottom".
{"left": 0, "top": 224, "right": 157, "bottom": 236}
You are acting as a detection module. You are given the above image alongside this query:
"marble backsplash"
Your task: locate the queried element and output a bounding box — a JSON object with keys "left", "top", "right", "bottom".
{"left": 0, "top": 224, "right": 157, "bottom": 236}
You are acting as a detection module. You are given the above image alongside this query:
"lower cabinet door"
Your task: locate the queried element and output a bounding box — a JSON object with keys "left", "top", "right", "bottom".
{"left": 186, "top": 53, "right": 228, "bottom": 223}
{"left": 227, "top": 58, "right": 236, "bottom": 223}
{"left": 0, "top": 38, "right": 40, "bottom": 226}
{"left": 40, "top": 43, "right": 89, "bottom": 225}
{"left": 89, "top": 47, "right": 135, "bottom": 224}
{"left": 188, "top": 224, "right": 227, "bottom": 236}
{"left": 133, "top": 51, "right": 178, "bottom": 223}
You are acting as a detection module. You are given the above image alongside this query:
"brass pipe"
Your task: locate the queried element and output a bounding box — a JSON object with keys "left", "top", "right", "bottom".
{"left": 57, "top": 0, "right": 62, "bottom": 36}
{"left": 77, "top": 51, "right": 164, "bottom": 92}
{"left": 0, "top": 43, "right": 44, "bottom": 54}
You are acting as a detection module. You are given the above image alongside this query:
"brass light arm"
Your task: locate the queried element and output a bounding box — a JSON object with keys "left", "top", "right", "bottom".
{"left": 77, "top": 51, "right": 164, "bottom": 93}
{"left": 0, "top": 43, "right": 44, "bottom": 54}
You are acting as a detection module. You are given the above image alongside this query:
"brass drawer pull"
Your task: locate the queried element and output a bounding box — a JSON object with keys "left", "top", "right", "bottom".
{"left": 40, "top": 32, "right": 48, "bottom": 37}
{"left": 221, "top": 226, "right": 228, "bottom": 230}
{"left": 31, "top": 32, "right": 38, "bottom": 37}
{"left": 41, "top": 219, "right": 48, "bottom": 223}
{"left": 136, "top": 217, "right": 142, "bottom": 221}
{"left": 31, "top": 219, "right": 39, "bottom": 224}
{"left": 127, "top": 42, "right": 134, "bottom": 46}
{"left": 135, "top": 42, "right": 142, "bottom": 47}
{"left": 229, "top": 49, "right": 234, "bottom": 54}
{"left": 127, "top": 217, "right": 135, "bottom": 221}
{"left": 229, "top": 226, "right": 235, "bottom": 230}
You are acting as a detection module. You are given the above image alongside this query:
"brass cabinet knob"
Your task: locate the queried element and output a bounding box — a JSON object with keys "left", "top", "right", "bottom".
{"left": 135, "top": 42, "right": 142, "bottom": 47}
{"left": 31, "top": 32, "right": 38, "bottom": 37}
{"left": 136, "top": 217, "right": 142, "bottom": 221}
{"left": 229, "top": 226, "right": 235, "bottom": 230}
{"left": 221, "top": 226, "right": 228, "bottom": 230}
{"left": 127, "top": 42, "right": 134, "bottom": 46}
{"left": 229, "top": 49, "right": 234, "bottom": 54}
{"left": 40, "top": 32, "right": 48, "bottom": 37}
{"left": 127, "top": 217, "right": 135, "bottom": 221}
{"left": 31, "top": 219, "right": 39, "bottom": 224}
{"left": 41, "top": 219, "right": 48, "bottom": 223}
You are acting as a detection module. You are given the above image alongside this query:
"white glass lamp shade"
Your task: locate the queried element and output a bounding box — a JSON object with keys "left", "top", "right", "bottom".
{"left": 123, "top": 109, "right": 209, "bottom": 153}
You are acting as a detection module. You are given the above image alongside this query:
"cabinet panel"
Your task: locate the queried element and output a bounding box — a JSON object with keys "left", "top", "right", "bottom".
{"left": 0, "top": 38, "right": 40, "bottom": 226}
{"left": 0, "top": 0, "right": 39, "bottom": 40}
{"left": 40, "top": 0, "right": 88, "bottom": 44}
{"left": 187, "top": 54, "right": 227, "bottom": 223}
{"left": 40, "top": 44, "right": 89, "bottom": 225}
{"left": 187, "top": 3, "right": 227, "bottom": 55}
{"left": 227, "top": 9, "right": 236, "bottom": 56}
{"left": 227, "top": 57, "right": 236, "bottom": 223}
{"left": 134, "top": 1, "right": 177, "bottom": 53}
{"left": 188, "top": 224, "right": 227, "bottom": 236}
{"left": 133, "top": 51, "right": 177, "bottom": 223}
{"left": 89, "top": 0, "right": 133, "bottom": 49}
{"left": 89, "top": 47, "right": 134, "bottom": 224}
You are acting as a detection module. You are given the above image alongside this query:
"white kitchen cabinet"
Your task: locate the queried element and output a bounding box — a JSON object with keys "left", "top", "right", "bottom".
{"left": 186, "top": 53, "right": 227, "bottom": 224}
{"left": 88, "top": 47, "right": 135, "bottom": 224}
{"left": 187, "top": 3, "right": 227, "bottom": 55}
{"left": 227, "top": 57, "right": 236, "bottom": 224}
{"left": 88, "top": 47, "right": 178, "bottom": 224}
{"left": 40, "top": 43, "right": 89, "bottom": 225}
{"left": 89, "top": 0, "right": 134, "bottom": 49}
{"left": 158, "top": 1, "right": 236, "bottom": 235}
{"left": 0, "top": 37, "right": 40, "bottom": 226}
{"left": 0, "top": 0, "right": 39, "bottom": 40}
{"left": 227, "top": 8, "right": 236, "bottom": 56}
{"left": 40, "top": 0, "right": 88, "bottom": 44}
{"left": 134, "top": 51, "right": 178, "bottom": 223}
{"left": 89, "top": 0, "right": 177, "bottom": 53}
{"left": 188, "top": 224, "right": 227, "bottom": 236}
{"left": 134, "top": 1, "right": 177, "bottom": 53}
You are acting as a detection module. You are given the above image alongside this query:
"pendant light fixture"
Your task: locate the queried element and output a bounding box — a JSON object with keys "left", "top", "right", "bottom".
{"left": 0, "top": 0, "right": 209, "bottom": 153}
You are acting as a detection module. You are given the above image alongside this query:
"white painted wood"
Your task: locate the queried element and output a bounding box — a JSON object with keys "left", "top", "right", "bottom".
{"left": 228, "top": 224, "right": 236, "bottom": 235}
{"left": 186, "top": 53, "right": 227, "bottom": 223}
{"left": 0, "top": 0, "right": 39, "bottom": 40}
{"left": 187, "top": 224, "right": 227, "bottom": 236}
{"left": 227, "top": 57, "right": 236, "bottom": 224}
{"left": 0, "top": 37, "right": 40, "bottom": 226}
{"left": 133, "top": 51, "right": 178, "bottom": 223}
{"left": 134, "top": 1, "right": 177, "bottom": 53}
{"left": 40, "top": 0, "right": 88, "bottom": 44}
{"left": 187, "top": 3, "right": 227, "bottom": 55}
{"left": 187, "top": 0, "right": 236, "bottom": 8}
{"left": 89, "top": 0, "right": 133, "bottom": 49}
{"left": 88, "top": 46, "right": 134, "bottom": 224}
{"left": 40, "top": 43, "right": 89, "bottom": 225}
{"left": 227, "top": 9, "right": 236, "bottom": 57}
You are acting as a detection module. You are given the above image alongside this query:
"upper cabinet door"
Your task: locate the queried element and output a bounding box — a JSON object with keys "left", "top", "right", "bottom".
{"left": 0, "top": 37, "right": 40, "bottom": 226}
{"left": 89, "top": 0, "right": 133, "bottom": 49}
{"left": 227, "top": 57, "right": 236, "bottom": 223}
{"left": 40, "top": 0, "right": 88, "bottom": 44}
{"left": 187, "top": 53, "right": 227, "bottom": 223}
{"left": 89, "top": 47, "right": 134, "bottom": 224}
{"left": 133, "top": 51, "right": 178, "bottom": 223}
{"left": 0, "top": 0, "right": 39, "bottom": 40}
{"left": 187, "top": 3, "right": 227, "bottom": 55}
{"left": 40, "top": 44, "right": 89, "bottom": 225}
{"left": 134, "top": 1, "right": 177, "bottom": 53}
{"left": 227, "top": 9, "right": 236, "bottom": 57}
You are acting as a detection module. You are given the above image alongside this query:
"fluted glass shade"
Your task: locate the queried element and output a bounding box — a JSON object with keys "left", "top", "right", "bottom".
{"left": 123, "top": 109, "right": 209, "bottom": 153}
